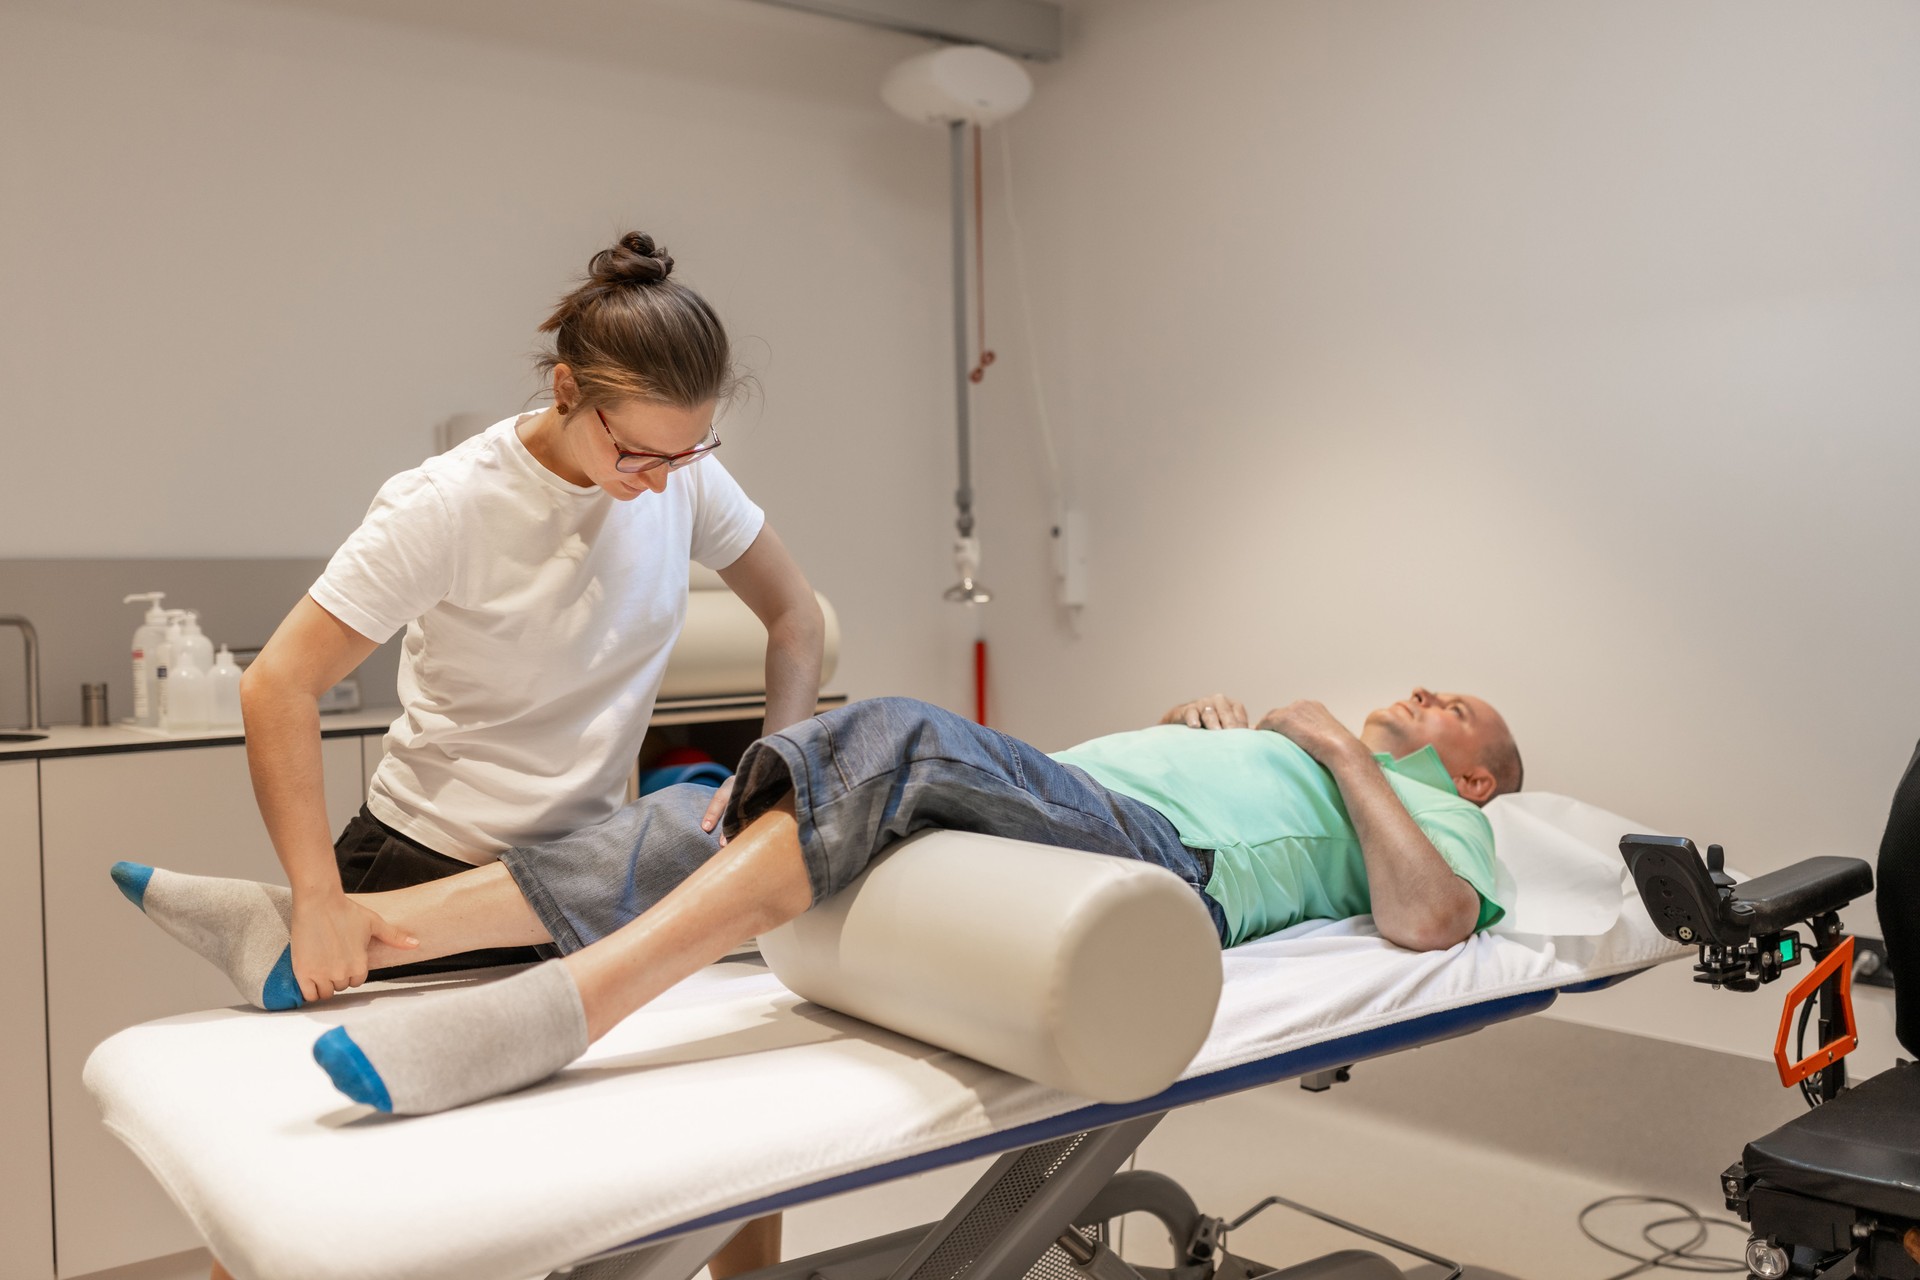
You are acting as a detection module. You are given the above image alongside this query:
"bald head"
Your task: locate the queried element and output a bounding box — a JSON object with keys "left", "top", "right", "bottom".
{"left": 1358, "top": 687, "right": 1522, "bottom": 807}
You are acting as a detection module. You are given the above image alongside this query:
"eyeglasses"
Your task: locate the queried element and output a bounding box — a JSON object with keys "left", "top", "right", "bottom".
{"left": 597, "top": 408, "right": 722, "bottom": 474}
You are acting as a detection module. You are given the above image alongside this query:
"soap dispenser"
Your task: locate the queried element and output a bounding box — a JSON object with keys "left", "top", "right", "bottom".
{"left": 154, "top": 612, "right": 199, "bottom": 728}
{"left": 123, "top": 592, "right": 168, "bottom": 727}
{"left": 153, "top": 614, "right": 178, "bottom": 727}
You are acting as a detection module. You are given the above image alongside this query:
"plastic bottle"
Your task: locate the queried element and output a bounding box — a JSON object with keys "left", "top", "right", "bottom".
{"left": 153, "top": 616, "right": 177, "bottom": 727}
{"left": 176, "top": 611, "right": 214, "bottom": 674}
{"left": 208, "top": 646, "right": 243, "bottom": 729}
{"left": 154, "top": 613, "right": 202, "bottom": 729}
{"left": 163, "top": 613, "right": 209, "bottom": 731}
{"left": 168, "top": 660, "right": 210, "bottom": 731}
{"left": 122, "top": 592, "right": 168, "bottom": 726}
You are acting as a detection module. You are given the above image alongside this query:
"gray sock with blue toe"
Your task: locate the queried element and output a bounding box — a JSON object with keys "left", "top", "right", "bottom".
{"left": 313, "top": 960, "right": 589, "bottom": 1115}
{"left": 110, "top": 862, "right": 302, "bottom": 1010}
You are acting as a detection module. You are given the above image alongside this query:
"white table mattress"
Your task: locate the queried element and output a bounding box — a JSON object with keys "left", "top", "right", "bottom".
{"left": 86, "top": 792, "right": 1683, "bottom": 1280}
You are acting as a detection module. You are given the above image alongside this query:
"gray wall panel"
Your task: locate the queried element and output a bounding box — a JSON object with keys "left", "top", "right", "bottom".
{"left": 0, "top": 560, "right": 399, "bottom": 730}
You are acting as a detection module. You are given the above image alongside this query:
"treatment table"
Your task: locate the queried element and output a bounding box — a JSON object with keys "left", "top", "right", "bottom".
{"left": 86, "top": 791, "right": 1684, "bottom": 1280}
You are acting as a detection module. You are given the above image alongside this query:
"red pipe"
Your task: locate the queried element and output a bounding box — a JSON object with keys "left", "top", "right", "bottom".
{"left": 974, "top": 640, "right": 988, "bottom": 726}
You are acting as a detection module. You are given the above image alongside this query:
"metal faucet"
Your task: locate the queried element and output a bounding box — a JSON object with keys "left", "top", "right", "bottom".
{"left": 0, "top": 616, "right": 46, "bottom": 731}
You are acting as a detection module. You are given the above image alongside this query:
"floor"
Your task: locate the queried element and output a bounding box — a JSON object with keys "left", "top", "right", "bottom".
{"left": 766, "top": 1012, "right": 1787, "bottom": 1280}
{"left": 767, "top": 1079, "right": 1743, "bottom": 1280}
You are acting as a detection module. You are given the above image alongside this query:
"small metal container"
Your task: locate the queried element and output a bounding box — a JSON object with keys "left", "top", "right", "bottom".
{"left": 81, "top": 683, "right": 109, "bottom": 727}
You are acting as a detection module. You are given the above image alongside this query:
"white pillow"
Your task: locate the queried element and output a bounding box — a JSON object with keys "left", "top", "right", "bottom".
{"left": 1483, "top": 791, "right": 1665, "bottom": 938}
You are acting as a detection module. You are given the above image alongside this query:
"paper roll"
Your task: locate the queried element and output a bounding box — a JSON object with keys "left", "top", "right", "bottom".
{"left": 659, "top": 586, "right": 840, "bottom": 699}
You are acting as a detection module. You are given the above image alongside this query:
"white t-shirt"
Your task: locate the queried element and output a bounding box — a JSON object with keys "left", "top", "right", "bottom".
{"left": 310, "top": 411, "right": 765, "bottom": 862}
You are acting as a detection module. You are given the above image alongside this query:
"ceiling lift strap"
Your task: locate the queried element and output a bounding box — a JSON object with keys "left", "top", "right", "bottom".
{"left": 950, "top": 118, "right": 974, "bottom": 542}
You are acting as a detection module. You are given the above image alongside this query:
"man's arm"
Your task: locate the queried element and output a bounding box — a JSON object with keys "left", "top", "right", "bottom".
{"left": 1257, "top": 701, "right": 1482, "bottom": 951}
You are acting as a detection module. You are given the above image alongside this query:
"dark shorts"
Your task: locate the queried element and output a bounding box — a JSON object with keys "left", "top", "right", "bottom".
{"left": 334, "top": 805, "right": 556, "bottom": 976}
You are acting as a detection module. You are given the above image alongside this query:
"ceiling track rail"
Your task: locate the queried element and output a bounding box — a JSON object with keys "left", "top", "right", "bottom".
{"left": 745, "top": 0, "right": 1061, "bottom": 60}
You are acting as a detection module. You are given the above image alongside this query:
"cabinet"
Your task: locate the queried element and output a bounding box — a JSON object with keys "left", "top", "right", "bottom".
{"left": 1, "top": 760, "right": 53, "bottom": 1280}
{"left": 363, "top": 729, "right": 384, "bottom": 794}
{"left": 39, "top": 740, "right": 363, "bottom": 1278}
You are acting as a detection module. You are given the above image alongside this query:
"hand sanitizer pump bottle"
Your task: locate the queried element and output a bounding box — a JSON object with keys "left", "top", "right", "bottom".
{"left": 154, "top": 613, "right": 185, "bottom": 729}
{"left": 123, "top": 592, "right": 168, "bottom": 727}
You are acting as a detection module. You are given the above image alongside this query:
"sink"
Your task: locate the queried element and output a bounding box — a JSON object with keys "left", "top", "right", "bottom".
{"left": 0, "top": 732, "right": 47, "bottom": 742}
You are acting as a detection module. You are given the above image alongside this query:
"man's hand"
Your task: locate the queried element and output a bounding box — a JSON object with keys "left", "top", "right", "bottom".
{"left": 1256, "top": 700, "right": 1369, "bottom": 767}
{"left": 289, "top": 892, "right": 417, "bottom": 1003}
{"left": 701, "top": 775, "right": 737, "bottom": 846}
{"left": 1160, "top": 694, "right": 1249, "bottom": 730}
{"left": 1262, "top": 700, "right": 1479, "bottom": 951}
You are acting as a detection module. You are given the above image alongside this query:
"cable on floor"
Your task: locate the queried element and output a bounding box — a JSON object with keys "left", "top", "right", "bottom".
{"left": 1577, "top": 1194, "right": 1747, "bottom": 1279}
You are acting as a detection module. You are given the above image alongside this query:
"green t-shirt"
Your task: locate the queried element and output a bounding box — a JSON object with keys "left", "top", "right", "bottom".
{"left": 1051, "top": 726, "right": 1503, "bottom": 947}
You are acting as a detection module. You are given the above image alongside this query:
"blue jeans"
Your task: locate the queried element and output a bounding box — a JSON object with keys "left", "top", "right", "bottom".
{"left": 501, "top": 697, "right": 1226, "bottom": 951}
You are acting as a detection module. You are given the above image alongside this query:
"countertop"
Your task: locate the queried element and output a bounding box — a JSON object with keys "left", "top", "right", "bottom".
{"left": 0, "top": 692, "right": 845, "bottom": 761}
{"left": 0, "top": 708, "right": 399, "bottom": 761}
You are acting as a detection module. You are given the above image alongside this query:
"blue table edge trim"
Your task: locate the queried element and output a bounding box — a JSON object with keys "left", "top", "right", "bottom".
{"left": 626, "top": 967, "right": 1651, "bottom": 1248}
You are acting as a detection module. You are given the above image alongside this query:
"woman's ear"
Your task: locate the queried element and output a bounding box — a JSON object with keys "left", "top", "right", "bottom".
{"left": 552, "top": 363, "right": 581, "bottom": 415}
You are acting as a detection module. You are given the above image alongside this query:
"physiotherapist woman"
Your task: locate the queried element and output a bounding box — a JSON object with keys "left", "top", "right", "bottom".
{"left": 240, "top": 230, "right": 824, "bottom": 1003}
{"left": 221, "top": 230, "right": 813, "bottom": 1280}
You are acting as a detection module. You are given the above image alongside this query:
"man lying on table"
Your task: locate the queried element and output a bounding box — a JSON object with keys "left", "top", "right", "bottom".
{"left": 114, "top": 685, "right": 1523, "bottom": 1114}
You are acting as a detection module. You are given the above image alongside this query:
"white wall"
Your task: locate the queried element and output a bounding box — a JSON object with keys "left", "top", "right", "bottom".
{"left": 973, "top": 0, "right": 1920, "bottom": 913}
{"left": 0, "top": 0, "right": 982, "bottom": 707}
{"left": 7, "top": 0, "right": 1916, "bottom": 1019}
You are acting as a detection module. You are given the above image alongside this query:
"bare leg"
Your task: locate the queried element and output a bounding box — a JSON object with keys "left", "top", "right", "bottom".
{"left": 566, "top": 796, "right": 810, "bottom": 1039}
{"left": 710, "top": 1214, "right": 783, "bottom": 1279}
{"left": 352, "top": 864, "right": 553, "bottom": 969}
{"left": 314, "top": 797, "right": 813, "bottom": 1113}
{"left": 111, "top": 855, "right": 558, "bottom": 1010}
{"left": 343, "top": 789, "right": 800, "bottom": 1000}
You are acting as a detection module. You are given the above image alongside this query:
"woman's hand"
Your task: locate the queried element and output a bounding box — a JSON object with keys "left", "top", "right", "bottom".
{"left": 289, "top": 891, "right": 417, "bottom": 1002}
{"left": 1160, "top": 694, "right": 1249, "bottom": 730}
{"left": 701, "top": 775, "right": 737, "bottom": 846}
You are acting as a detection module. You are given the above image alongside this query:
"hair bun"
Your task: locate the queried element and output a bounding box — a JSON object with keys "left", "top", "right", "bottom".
{"left": 589, "top": 232, "right": 674, "bottom": 287}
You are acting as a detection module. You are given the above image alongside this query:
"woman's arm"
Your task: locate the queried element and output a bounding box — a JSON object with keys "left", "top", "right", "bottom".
{"left": 717, "top": 523, "right": 826, "bottom": 735}
{"left": 704, "top": 525, "right": 826, "bottom": 835}
{"left": 241, "top": 596, "right": 416, "bottom": 1001}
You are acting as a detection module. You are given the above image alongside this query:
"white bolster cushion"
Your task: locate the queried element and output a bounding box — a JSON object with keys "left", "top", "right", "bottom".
{"left": 759, "top": 830, "right": 1224, "bottom": 1103}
